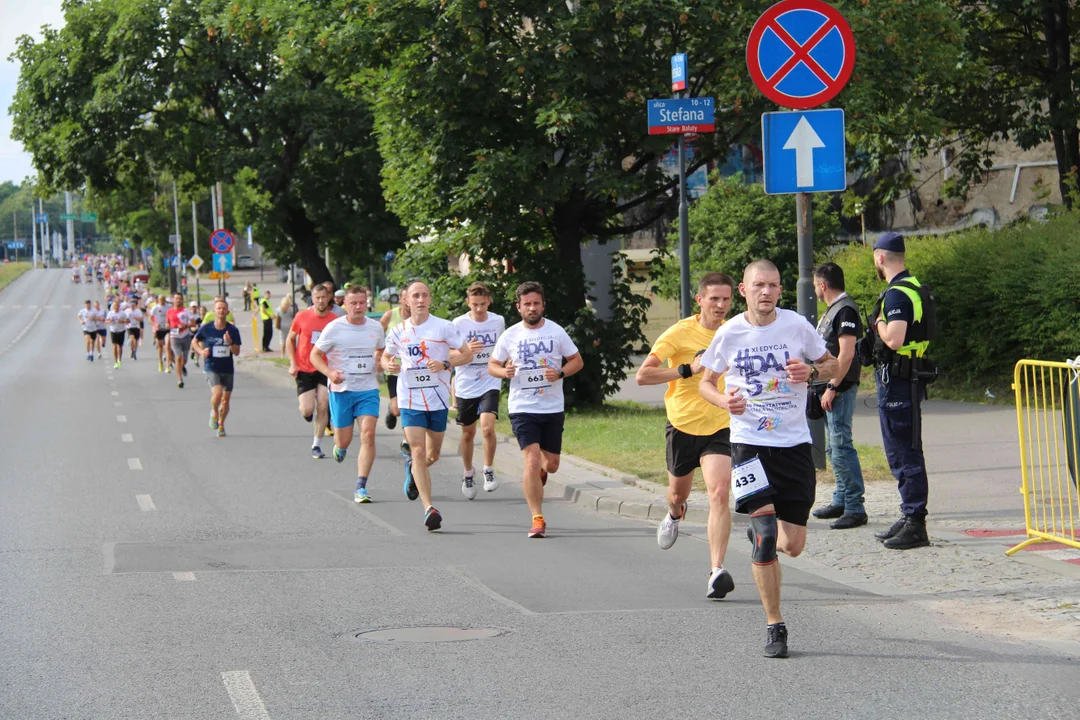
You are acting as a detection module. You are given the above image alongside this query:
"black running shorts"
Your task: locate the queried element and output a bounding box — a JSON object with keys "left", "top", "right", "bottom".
{"left": 155, "top": 329, "right": 169, "bottom": 341}
{"left": 295, "top": 370, "right": 328, "bottom": 396}
{"left": 731, "top": 442, "right": 816, "bottom": 526}
{"left": 110, "top": 331, "right": 126, "bottom": 345}
{"left": 455, "top": 389, "right": 500, "bottom": 426}
{"left": 127, "top": 328, "right": 141, "bottom": 339}
{"left": 509, "top": 412, "right": 564, "bottom": 454}
{"left": 665, "top": 424, "right": 731, "bottom": 478}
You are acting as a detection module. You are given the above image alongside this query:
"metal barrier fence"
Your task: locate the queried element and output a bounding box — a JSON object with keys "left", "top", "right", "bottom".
{"left": 1008, "top": 359, "right": 1080, "bottom": 555}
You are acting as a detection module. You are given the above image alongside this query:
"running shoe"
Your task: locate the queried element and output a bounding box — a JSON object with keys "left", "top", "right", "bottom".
{"left": 399, "top": 439, "right": 411, "bottom": 459}
{"left": 354, "top": 488, "right": 371, "bottom": 504}
{"left": 216, "top": 427, "right": 226, "bottom": 438}
{"left": 87, "top": 353, "right": 92, "bottom": 361}
{"left": 656, "top": 503, "right": 686, "bottom": 550}
{"left": 403, "top": 457, "right": 419, "bottom": 501}
{"left": 461, "top": 473, "right": 477, "bottom": 500}
{"left": 209, "top": 415, "right": 219, "bottom": 430}
{"left": 158, "top": 360, "right": 164, "bottom": 373}
{"left": 424, "top": 506, "right": 442, "bottom": 531}
{"left": 113, "top": 361, "right": 119, "bottom": 369}
{"left": 764, "top": 623, "right": 788, "bottom": 658}
{"left": 178, "top": 380, "right": 184, "bottom": 389}
{"left": 334, "top": 446, "right": 346, "bottom": 463}
{"left": 706, "top": 568, "right": 736, "bottom": 600}
{"left": 385, "top": 411, "right": 397, "bottom": 430}
{"left": 132, "top": 350, "right": 137, "bottom": 360}
{"left": 311, "top": 446, "right": 326, "bottom": 460}
{"left": 182, "top": 365, "right": 188, "bottom": 377}
{"left": 528, "top": 514, "right": 546, "bottom": 539}
{"left": 540, "top": 469, "right": 548, "bottom": 487}
{"left": 483, "top": 469, "right": 498, "bottom": 492}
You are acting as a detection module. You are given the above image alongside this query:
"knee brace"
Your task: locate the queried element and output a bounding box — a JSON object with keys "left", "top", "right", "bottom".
{"left": 749, "top": 510, "right": 778, "bottom": 565}
{"left": 303, "top": 413, "right": 313, "bottom": 423}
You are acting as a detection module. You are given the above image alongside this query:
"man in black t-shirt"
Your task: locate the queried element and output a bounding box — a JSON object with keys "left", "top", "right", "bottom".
{"left": 810, "top": 263, "right": 867, "bottom": 529}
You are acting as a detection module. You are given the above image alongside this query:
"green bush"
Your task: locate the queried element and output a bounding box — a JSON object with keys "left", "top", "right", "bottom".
{"left": 653, "top": 173, "right": 840, "bottom": 310}
{"left": 831, "top": 214, "right": 1080, "bottom": 389}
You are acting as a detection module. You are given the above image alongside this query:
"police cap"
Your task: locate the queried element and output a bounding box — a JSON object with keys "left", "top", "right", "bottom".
{"left": 874, "top": 232, "right": 905, "bottom": 253}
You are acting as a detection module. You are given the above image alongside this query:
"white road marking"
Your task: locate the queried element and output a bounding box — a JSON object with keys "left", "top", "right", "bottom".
{"left": 128, "top": 458, "right": 143, "bottom": 470}
{"left": 114, "top": 402, "right": 123, "bottom": 407}
{"left": 28, "top": 305, "right": 37, "bottom": 309}
{"left": 221, "top": 671, "right": 271, "bottom": 720}
{"left": 117, "top": 415, "right": 127, "bottom": 423}
{"left": 102, "top": 542, "right": 115, "bottom": 574}
{"left": 62, "top": 304, "right": 71, "bottom": 309}
{"left": 111, "top": 391, "right": 119, "bottom": 396}
{"left": 44, "top": 305, "right": 54, "bottom": 309}
{"left": 11, "top": 305, "right": 20, "bottom": 309}
{"left": 324, "top": 490, "right": 405, "bottom": 536}
{"left": 446, "top": 565, "right": 535, "bottom": 615}
{"left": 121, "top": 434, "right": 133, "bottom": 442}
{"left": 136, "top": 494, "right": 156, "bottom": 511}
{"left": 173, "top": 572, "right": 196, "bottom": 581}
{"left": 0, "top": 308, "right": 42, "bottom": 359}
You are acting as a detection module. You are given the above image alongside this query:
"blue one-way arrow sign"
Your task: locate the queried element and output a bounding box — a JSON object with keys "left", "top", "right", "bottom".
{"left": 762, "top": 108, "right": 846, "bottom": 195}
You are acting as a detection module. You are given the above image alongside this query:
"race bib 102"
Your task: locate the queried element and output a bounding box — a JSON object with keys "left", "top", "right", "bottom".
{"left": 405, "top": 365, "right": 439, "bottom": 389}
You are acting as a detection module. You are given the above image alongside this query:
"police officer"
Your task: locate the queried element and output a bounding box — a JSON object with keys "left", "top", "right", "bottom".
{"left": 869, "top": 232, "right": 932, "bottom": 550}
{"left": 259, "top": 290, "right": 274, "bottom": 352}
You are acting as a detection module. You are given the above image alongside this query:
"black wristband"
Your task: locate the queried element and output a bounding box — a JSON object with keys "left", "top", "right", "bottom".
{"left": 677, "top": 363, "right": 693, "bottom": 379}
{"left": 443, "top": 360, "right": 451, "bottom": 371}
{"left": 558, "top": 370, "right": 565, "bottom": 379}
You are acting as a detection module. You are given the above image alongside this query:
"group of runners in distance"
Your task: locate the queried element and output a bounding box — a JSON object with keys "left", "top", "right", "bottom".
{"left": 78, "top": 258, "right": 842, "bottom": 658}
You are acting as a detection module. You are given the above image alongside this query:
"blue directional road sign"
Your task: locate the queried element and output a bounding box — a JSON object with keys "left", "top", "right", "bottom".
{"left": 647, "top": 97, "right": 715, "bottom": 136}
{"left": 762, "top": 108, "right": 846, "bottom": 195}
{"left": 213, "top": 253, "right": 233, "bottom": 273}
{"left": 123, "top": 240, "right": 131, "bottom": 249}
{"left": 6, "top": 241, "right": 26, "bottom": 250}
{"left": 36, "top": 214, "right": 48, "bottom": 223}
{"left": 671, "top": 53, "right": 687, "bottom": 92}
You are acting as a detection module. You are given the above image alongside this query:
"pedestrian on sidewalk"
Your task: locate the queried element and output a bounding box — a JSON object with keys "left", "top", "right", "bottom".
{"left": 243, "top": 281, "right": 252, "bottom": 311}
{"left": 810, "top": 263, "right": 867, "bottom": 529}
{"left": 866, "top": 232, "right": 934, "bottom": 550}
{"left": 277, "top": 295, "right": 296, "bottom": 359}
{"left": 258, "top": 291, "right": 274, "bottom": 352}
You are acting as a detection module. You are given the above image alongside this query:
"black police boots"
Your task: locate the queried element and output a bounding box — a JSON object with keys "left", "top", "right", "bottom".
{"left": 883, "top": 516, "right": 930, "bottom": 550}
{"left": 874, "top": 516, "right": 907, "bottom": 541}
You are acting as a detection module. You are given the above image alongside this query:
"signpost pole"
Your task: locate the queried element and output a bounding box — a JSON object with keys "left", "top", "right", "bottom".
{"left": 795, "top": 191, "right": 825, "bottom": 468}
{"left": 65, "top": 192, "right": 74, "bottom": 270}
{"left": 677, "top": 132, "right": 691, "bottom": 319}
{"left": 191, "top": 200, "right": 200, "bottom": 303}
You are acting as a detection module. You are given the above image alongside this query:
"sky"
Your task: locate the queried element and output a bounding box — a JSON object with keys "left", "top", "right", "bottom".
{"left": 0, "top": 0, "right": 67, "bottom": 185}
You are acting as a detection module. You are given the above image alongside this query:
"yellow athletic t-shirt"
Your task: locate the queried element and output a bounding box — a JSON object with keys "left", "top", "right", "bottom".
{"left": 649, "top": 315, "right": 729, "bottom": 436}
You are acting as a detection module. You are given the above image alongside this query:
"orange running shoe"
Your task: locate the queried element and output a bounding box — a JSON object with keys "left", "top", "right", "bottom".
{"left": 528, "top": 514, "right": 546, "bottom": 539}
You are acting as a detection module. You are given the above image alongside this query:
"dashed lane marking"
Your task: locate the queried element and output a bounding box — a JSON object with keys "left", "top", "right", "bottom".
{"left": 117, "top": 415, "right": 127, "bottom": 423}
{"left": 128, "top": 458, "right": 143, "bottom": 470}
{"left": 221, "top": 671, "right": 271, "bottom": 720}
{"left": 135, "top": 494, "right": 156, "bottom": 511}
{"left": 173, "top": 572, "right": 196, "bottom": 582}
{"left": 121, "top": 434, "right": 133, "bottom": 442}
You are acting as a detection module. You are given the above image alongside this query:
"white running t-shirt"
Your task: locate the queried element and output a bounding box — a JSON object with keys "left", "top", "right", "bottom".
{"left": 700, "top": 309, "right": 828, "bottom": 448}
{"left": 126, "top": 307, "right": 143, "bottom": 330}
{"left": 78, "top": 308, "right": 96, "bottom": 332}
{"left": 492, "top": 318, "right": 579, "bottom": 415}
{"left": 106, "top": 311, "right": 127, "bottom": 334}
{"left": 313, "top": 316, "right": 386, "bottom": 393}
{"left": 452, "top": 312, "right": 505, "bottom": 399}
{"left": 385, "top": 316, "right": 463, "bottom": 411}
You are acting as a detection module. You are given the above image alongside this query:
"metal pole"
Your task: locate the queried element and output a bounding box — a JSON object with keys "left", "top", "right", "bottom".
{"left": 192, "top": 200, "right": 200, "bottom": 304}
{"left": 216, "top": 182, "right": 227, "bottom": 300}
{"left": 795, "top": 191, "right": 825, "bottom": 469}
{"left": 31, "top": 202, "right": 38, "bottom": 268}
{"left": 65, "top": 191, "right": 74, "bottom": 270}
{"left": 677, "top": 133, "right": 691, "bottom": 318}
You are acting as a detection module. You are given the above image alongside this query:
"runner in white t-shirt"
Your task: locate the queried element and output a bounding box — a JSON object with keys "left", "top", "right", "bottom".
{"left": 77, "top": 300, "right": 97, "bottom": 361}
{"left": 148, "top": 295, "right": 170, "bottom": 372}
{"left": 92, "top": 301, "right": 107, "bottom": 359}
{"left": 451, "top": 282, "right": 505, "bottom": 499}
{"left": 105, "top": 301, "right": 128, "bottom": 368}
{"left": 310, "top": 286, "right": 386, "bottom": 504}
{"left": 698, "top": 259, "right": 838, "bottom": 659}
{"left": 383, "top": 281, "right": 474, "bottom": 532}
{"left": 126, "top": 304, "right": 144, "bottom": 361}
{"left": 489, "top": 281, "right": 583, "bottom": 539}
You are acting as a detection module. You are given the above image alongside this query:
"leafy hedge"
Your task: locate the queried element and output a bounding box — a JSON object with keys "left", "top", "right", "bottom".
{"left": 831, "top": 214, "right": 1080, "bottom": 387}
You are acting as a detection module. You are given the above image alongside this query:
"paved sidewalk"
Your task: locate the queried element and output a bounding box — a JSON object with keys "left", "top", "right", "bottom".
{"left": 240, "top": 353, "right": 1080, "bottom": 652}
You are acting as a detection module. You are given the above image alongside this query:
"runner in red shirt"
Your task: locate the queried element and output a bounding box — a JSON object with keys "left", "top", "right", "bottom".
{"left": 286, "top": 283, "right": 338, "bottom": 458}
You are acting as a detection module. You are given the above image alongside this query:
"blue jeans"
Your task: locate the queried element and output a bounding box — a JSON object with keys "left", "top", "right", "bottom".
{"left": 825, "top": 384, "right": 865, "bottom": 515}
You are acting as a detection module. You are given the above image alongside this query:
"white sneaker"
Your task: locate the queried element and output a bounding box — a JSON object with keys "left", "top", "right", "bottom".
{"left": 483, "top": 468, "right": 498, "bottom": 492}
{"left": 706, "top": 567, "right": 735, "bottom": 599}
{"left": 461, "top": 474, "right": 478, "bottom": 500}
{"left": 656, "top": 503, "right": 685, "bottom": 550}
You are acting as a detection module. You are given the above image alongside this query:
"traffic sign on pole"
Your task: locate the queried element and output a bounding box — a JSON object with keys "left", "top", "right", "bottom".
{"left": 746, "top": 0, "right": 855, "bottom": 110}
{"left": 671, "top": 53, "right": 687, "bottom": 92}
{"left": 210, "top": 229, "right": 234, "bottom": 254}
{"left": 189, "top": 255, "right": 204, "bottom": 271}
{"left": 762, "top": 109, "right": 846, "bottom": 195}
{"left": 646, "top": 98, "right": 715, "bottom": 135}
{"left": 213, "top": 253, "right": 233, "bottom": 272}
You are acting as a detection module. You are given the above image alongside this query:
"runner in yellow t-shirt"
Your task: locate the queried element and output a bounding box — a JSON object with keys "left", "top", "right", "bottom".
{"left": 635, "top": 272, "right": 736, "bottom": 599}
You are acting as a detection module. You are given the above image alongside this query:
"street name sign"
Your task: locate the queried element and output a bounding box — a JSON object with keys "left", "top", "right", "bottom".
{"left": 646, "top": 98, "right": 715, "bottom": 135}
{"left": 762, "top": 109, "right": 846, "bottom": 194}
{"left": 746, "top": 0, "right": 855, "bottom": 109}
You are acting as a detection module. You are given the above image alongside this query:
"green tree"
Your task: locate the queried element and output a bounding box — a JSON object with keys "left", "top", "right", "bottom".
{"left": 653, "top": 174, "right": 840, "bottom": 310}
{"left": 10, "top": 0, "right": 405, "bottom": 284}
{"left": 944, "top": 1, "right": 1080, "bottom": 206}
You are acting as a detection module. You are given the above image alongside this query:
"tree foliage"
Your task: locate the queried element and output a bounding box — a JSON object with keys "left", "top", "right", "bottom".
{"left": 10, "top": 0, "right": 405, "bottom": 284}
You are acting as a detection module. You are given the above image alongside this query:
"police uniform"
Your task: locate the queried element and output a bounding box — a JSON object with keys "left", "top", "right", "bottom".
{"left": 872, "top": 232, "right": 932, "bottom": 549}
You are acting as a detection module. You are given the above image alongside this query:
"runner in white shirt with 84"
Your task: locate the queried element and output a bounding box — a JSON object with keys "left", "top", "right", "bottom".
{"left": 451, "top": 282, "right": 505, "bottom": 499}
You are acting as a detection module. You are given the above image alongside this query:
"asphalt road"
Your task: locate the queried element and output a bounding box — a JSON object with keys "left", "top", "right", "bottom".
{"left": 1, "top": 270, "right": 1077, "bottom": 720}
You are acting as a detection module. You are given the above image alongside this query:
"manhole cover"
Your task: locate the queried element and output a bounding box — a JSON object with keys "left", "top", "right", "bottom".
{"left": 353, "top": 626, "right": 510, "bottom": 644}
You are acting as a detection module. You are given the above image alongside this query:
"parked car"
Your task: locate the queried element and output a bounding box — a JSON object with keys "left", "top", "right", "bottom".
{"left": 378, "top": 286, "right": 399, "bottom": 304}
{"left": 236, "top": 255, "right": 256, "bottom": 269}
